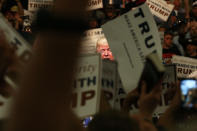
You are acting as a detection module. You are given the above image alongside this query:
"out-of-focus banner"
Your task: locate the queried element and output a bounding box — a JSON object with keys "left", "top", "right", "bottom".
{"left": 0, "top": 13, "right": 32, "bottom": 119}
{"left": 102, "top": 60, "right": 117, "bottom": 108}
{"left": 81, "top": 28, "right": 105, "bottom": 54}
{"left": 72, "top": 54, "right": 102, "bottom": 118}
{"left": 28, "top": 0, "right": 53, "bottom": 12}
{"left": 172, "top": 55, "right": 197, "bottom": 79}
{"left": 102, "top": 4, "right": 162, "bottom": 93}
{"left": 146, "top": 0, "right": 174, "bottom": 21}
{"left": 87, "top": 0, "right": 103, "bottom": 10}
{"left": 0, "top": 13, "right": 32, "bottom": 63}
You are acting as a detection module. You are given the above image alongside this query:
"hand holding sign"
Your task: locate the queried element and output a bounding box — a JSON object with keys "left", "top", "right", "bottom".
{"left": 138, "top": 80, "right": 162, "bottom": 120}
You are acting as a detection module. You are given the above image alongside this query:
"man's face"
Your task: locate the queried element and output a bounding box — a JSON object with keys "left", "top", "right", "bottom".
{"left": 97, "top": 44, "right": 114, "bottom": 60}
{"left": 164, "top": 34, "right": 173, "bottom": 47}
{"left": 186, "top": 44, "right": 197, "bottom": 55}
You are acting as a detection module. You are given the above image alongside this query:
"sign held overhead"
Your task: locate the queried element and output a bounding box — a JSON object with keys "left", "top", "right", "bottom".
{"left": 102, "top": 4, "right": 162, "bottom": 93}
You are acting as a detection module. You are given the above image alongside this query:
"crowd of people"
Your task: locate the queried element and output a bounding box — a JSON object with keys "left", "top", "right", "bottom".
{"left": 87, "top": 0, "right": 197, "bottom": 61}
{"left": 0, "top": 0, "right": 196, "bottom": 131}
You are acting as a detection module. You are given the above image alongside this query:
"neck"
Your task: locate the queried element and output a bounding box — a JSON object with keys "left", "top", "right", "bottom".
{"left": 163, "top": 43, "right": 171, "bottom": 49}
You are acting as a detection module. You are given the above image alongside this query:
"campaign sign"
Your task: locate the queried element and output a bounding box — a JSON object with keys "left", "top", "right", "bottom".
{"left": 81, "top": 28, "right": 105, "bottom": 54}
{"left": 102, "top": 4, "right": 162, "bottom": 93}
{"left": 102, "top": 60, "right": 117, "bottom": 108}
{"left": 146, "top": 0, "right": 174, "bottom": 21}
{"left": 28, "top": 0, "right": 53, "bottom": 12}
{"left": 87, "top": 0, "right": 103, "bottom": 10}
{"left": 172, "top": 55, "right": 197, "bottom": 78}
{"left": 114, "top": 74, "right": 127, "bottom": 110}
{"left": 72, "top": 54, "right": 102, "bottom": 118}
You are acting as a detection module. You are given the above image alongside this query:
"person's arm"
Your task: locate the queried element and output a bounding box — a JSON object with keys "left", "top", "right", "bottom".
{"left": 5, "top": 0, "right": 87, "bottom": 131}
{"left": 15, "top": 0, "right": 24, "bottom": 16}
{"left": 131, "top": 81, "right": 162, "bottom": 131}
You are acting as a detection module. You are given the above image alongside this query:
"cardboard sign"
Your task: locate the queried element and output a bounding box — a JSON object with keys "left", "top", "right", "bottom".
{"left": 102, "top": 60, "right": 117, "bottom": 108}
{"left": 128, "top": 65, "right": 177, "bottom": 116}
{"left": 81, "top": 28, "right": 105, "bottom": 54}
{"left": 0, "top": 13, "right": 32, "bottom": 63}
{"left": 153, "top": 65, "right": 176, "bottom": 116}
{"left": 114, "top": 74, "right": 127, "bottom": 110}
{"left": 28, "top": 0, "right": 53, "bottom": 12}
{"left": 172, "top": 56, "right": 197, "bottom": 78}
{"left": 146, "top": 0, "right": 174, "bottom": 21}
{"left": 102, "top": 4, "right": 162, "bottom": 93}
{"left": 87, "top": 0, "right": 103, "bottom": 10}
{"left": 72, "top": 54, "right": 102, "bottom": 118}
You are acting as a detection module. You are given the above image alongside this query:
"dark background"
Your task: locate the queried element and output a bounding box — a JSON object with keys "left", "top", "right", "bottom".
{"left": 3, "top": 0, "right": 28, "bottom": 10}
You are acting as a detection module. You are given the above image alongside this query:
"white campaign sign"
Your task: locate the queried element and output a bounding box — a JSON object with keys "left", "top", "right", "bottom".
{"left": 102, "top": 4, "right": 162, "bottom": 93}
{"left": 146, "top": 0, "right": 174, "bottom": 21}
{"left": 0, "top": 13, "right": 32, "bottom": 62}
{"left": 114, "top": 74, "right": 127, "bottom": 110}
{"left": 72, "top": 54, "right": 102, "bottom": 118}
{"left": 172, "top": 56, "right": 197, "bottom": 78}
{"left": 102, "top": 60, "right": 117, "bottom": 108}
{"left": 28, "top": 0, "right": 53, "bottom": 12}
{"left": 87, "top": 0, "right": 103, "bottom": 10}
{"left": 81, "top": 28, "right": 105, "bottom": 54}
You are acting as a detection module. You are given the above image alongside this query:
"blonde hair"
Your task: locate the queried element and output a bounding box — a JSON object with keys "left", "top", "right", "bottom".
{"left": 96, "top": 37, "right": 108, "bottom": 48}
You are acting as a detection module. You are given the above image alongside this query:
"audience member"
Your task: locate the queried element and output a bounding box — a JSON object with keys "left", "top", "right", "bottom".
{"left": 190, "top": 0, "right": 197, "bottom": 21}
{"left": 162, "top": 31, "right": 182, "bottom": 64}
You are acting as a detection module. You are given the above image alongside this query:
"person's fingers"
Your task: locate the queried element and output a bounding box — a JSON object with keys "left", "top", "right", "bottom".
{"left": 152, "top": 79, "right": 163, "bottom": 94}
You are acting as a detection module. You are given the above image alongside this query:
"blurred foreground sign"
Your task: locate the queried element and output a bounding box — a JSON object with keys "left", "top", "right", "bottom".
{"left": 0, "top": 13, "right": 32, "bottom": 119}
{"left": 102, "top": 4, "right": 162, "bottom": 93}
{"left": 146, "top": 0, "right": 174, "bottom": 21}
{"left": 172, "top": 56, "right": 197, "bottom": 78}
{"left": 72, "top": 54, "right": 102, "bottom": 118}
{"left": 0, "top": 13, "right": 32, "bottom": 63}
